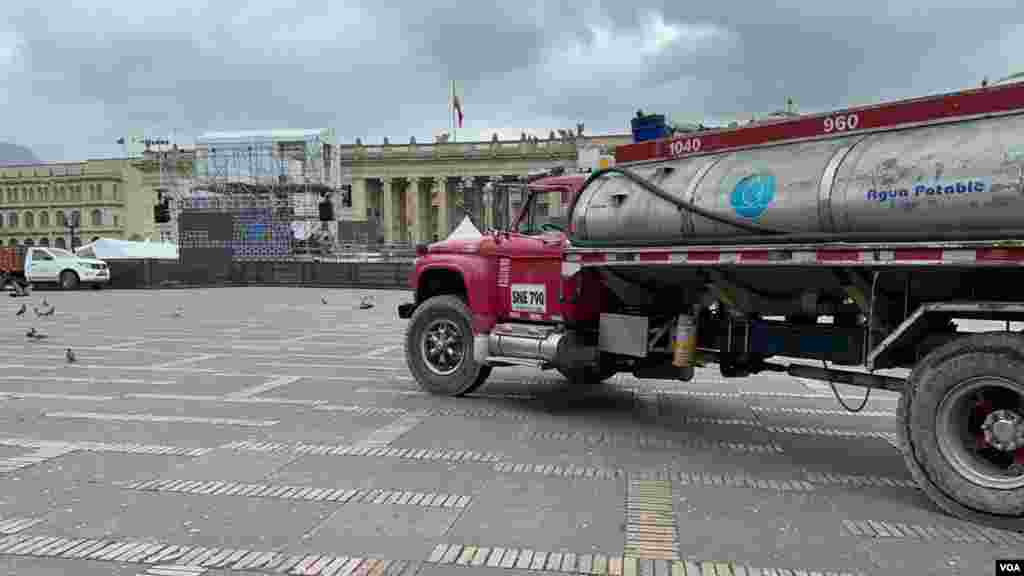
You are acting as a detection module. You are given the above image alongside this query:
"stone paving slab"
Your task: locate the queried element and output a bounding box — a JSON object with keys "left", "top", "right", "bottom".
{"left": 0, "top": 556, "right": 147, "bottom": 575}
{"left": 269, "top": 455, "right": 496, "bottom": 495}
{"left": 21, "top": 487, "right": 337, "bottom": 552}
{"left": 297, "top": 503, "right": 461, "bottom": 561}
{"left": 157, "top": 450, "right": 299, "bottom": 482}
{"left": 0, "top": 419, "right": 258, "bottom": 450}
{"left": 2, "top": 451, "right": 193, "bottom": 486}
{"left": 446, "top": 475, "right": 625, "bottom": 555}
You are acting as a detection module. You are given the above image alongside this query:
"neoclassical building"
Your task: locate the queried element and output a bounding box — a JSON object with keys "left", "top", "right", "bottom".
{"left": 0, "top": 159, "right": 160, "bottom": 249}
{"left": 339, "top": 132, "right": 631, "bottom": 244}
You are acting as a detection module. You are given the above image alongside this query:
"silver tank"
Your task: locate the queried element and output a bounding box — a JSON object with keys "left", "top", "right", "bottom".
{"left": 571, "top": 114, "right": 1024, "bottom": 241}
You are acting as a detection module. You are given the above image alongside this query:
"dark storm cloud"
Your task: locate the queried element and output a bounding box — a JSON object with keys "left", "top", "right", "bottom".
{"left": 1, "top": 0, "right": 1022, "bottom": 161}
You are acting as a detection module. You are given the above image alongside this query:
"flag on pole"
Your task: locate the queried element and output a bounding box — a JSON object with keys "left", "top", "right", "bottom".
{"left": 451, "top": 80, "right": 464, "bottom": 128}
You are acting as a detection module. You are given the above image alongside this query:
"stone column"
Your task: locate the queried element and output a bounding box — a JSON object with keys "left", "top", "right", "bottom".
{"left": 405, "top": 178, "right": 420, "bottom": 243}
{"left": 482, "top": 179, "right": 494, "bottom": 230}
{"left": 437, "top": 177, "right": 452, "bottom": 238}
{"left": 381, "top": 178, "right": 395, "bottom": 243}
{"left": 461, "top": 177, "right": 476, "bottom": 228}
{"left": 425, "top": 175, "right": 438, "bottom": 237}
{"left": 350, "top": 177, "right": 368, "bottom": 222}
{"left": 548, "top": 189, "right": 561, "bottom": 220}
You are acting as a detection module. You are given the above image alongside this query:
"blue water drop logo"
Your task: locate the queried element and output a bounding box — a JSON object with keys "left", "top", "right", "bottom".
{"left": 730, "top": 173, "right": 776, "bottom": 219}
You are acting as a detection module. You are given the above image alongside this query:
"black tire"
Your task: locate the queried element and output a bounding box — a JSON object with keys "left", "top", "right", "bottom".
{"left": 900, "top": 332, "right": 1024, "bottom": 531}
{"left": 59, "top": 270, "right": 79, "bottom": 291}
{"left": 405, "top": 294, "right": 491, "bottom": 396}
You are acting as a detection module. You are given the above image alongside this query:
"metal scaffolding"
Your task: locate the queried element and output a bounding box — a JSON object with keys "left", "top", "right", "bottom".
{"left": 181, "top": 129, "right": 341, "bottom": 260}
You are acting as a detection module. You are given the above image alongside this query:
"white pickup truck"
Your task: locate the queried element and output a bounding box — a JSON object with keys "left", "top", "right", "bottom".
{"left": 0, "top": 246, "right": 110, "bottom": 291}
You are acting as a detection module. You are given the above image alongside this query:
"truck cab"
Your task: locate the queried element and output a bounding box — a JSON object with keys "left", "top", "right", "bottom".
{"left": 398, "top": 171, "right": 606, "bottom": 395}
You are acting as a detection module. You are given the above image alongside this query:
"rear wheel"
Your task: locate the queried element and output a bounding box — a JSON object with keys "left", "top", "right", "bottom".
{"left": 405, "top": 295, "right": 491, "bottom": 396}
{"left": 900, "top": 332, "right": 1024, "bottom": 531}
{"left": 59, "top": 270, "right": 79, "bottom": 291}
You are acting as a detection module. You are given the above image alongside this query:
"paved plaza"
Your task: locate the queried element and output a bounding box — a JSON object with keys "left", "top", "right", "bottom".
{"left": 0, "top": 287, "right": 1018, "bottom": 575}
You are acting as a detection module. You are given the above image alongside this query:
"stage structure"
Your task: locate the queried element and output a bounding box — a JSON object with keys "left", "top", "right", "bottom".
{"left": 181, "top": 129, "right": 341, "bottom": 261}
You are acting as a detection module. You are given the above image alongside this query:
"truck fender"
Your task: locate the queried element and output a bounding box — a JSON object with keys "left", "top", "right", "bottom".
{"left": 414, "top": 259, "right": 488, "bottom": 308}
{"left": 414, "top": 258, "right": 496, "bottom": 335}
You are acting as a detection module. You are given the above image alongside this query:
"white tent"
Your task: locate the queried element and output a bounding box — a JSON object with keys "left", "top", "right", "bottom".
{"left": 446, "top": 216, "right": 482, "bottom": 240}
{"left": 75, "top": 238, "right": 179, "bottom": 260}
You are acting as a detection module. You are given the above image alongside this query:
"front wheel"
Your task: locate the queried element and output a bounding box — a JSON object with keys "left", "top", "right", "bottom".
{"left": 900, "top": 332, "right": 1024, "bottom": 531}
{"left": 59, "top": 270, "right": 79, "bottom": 291}
{"left": 405, "top": 295, "right": 491, "bottom": 396}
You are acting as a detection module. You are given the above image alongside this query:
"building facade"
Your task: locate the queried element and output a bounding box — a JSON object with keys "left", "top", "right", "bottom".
{"left": 0, "top": 130, "right": 631, "bottom": 252}
{"left": 0, "top": 159, "right": 157, "bottom": 249}
{"left": 339, "top": 132, "right": 632, "bottom": 245}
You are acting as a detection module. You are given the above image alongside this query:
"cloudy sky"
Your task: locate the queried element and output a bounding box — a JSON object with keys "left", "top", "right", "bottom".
{"left": 1, "top": 0, "right": 1022, "bottom": 162}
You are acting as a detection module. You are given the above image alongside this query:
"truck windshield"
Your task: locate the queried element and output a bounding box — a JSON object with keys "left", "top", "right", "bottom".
{"left": 515, "top": 186, "right": 566, "bottom": 235}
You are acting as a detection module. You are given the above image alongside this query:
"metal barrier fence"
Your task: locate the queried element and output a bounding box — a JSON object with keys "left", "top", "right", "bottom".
{"left": 103, "top": 259, "right": 415, "bottom": 290}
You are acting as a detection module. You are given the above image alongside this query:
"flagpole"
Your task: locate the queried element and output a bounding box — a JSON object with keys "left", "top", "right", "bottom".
{"left": 452, "top": 79, "right": 460, "bottom": 142}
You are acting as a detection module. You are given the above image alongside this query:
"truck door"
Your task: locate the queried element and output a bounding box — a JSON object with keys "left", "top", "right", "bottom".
{"left": 492, "top": 185, "right": 568, "bottom": 322}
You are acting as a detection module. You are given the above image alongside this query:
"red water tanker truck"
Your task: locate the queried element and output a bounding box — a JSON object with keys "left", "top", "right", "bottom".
{"left": 398, "top": 81, "right": 1024, "bottom": 531}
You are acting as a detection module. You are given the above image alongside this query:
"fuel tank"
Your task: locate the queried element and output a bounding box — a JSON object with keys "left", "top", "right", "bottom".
{"left": 570, "top": 114, "right": 1024, "bottom": 241}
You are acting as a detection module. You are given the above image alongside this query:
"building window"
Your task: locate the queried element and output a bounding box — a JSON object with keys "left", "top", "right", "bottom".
{"left": 90, "top": 209, "right": 102, "bottom": 226}
{"left": 54, "top": 237, "right": 66, "bottom": 249}
{"left": 113, "top": 183, "right": 120, "bottom": 200}
{"left": 38, "top": 238, "right": 49, "bottom": 247}
{"left": 113, "top": 214, "right": 119, "bottom": 227}
{"left": 23, "top": 212, "right": 33, "bottom": 229}
{"left": 97, "top": 183, "right": 103, "bottom": 199}
{"left": 57, "top": 186, "right": 65, "bottom": 201}
{"left": 8, "top": 238, "right": 16, "bottom": 246}
{"left": 39, "top": 212, "right": 49, "bottom": 228}
{"left": 6, "top": 212, "right": 17, "bottom": 228}
{"left": 40, "top": 188, "right": 48, "bottom": 202}
{"left": 24, "top": 238, "right": 34, "bottom": 247}
{"left": 8, "top": 189, "right": 16, "bottom": 202}
{"left": 70, "top": 210, "right": 81, "bottom": 227}
{"left": 56, "top": 210, "right": 66, "bottom": 227}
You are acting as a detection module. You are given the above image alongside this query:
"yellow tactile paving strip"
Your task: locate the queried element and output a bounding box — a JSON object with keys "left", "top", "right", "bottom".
{"left": 625, "top": 479, "right": 679, "bottom": 561}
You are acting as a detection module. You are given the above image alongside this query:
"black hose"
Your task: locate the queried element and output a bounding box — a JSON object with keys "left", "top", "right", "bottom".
{"left": 566, "top": 166, "right": 786, "bottom": 237}
{"left": 567, "top": 167, "right": 1024, "bottom": 247}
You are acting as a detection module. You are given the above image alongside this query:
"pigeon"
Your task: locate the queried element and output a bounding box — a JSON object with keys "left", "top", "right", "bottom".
{"left": 358, "top": 295, "right": 375, "bottom": 310}
{"left": 41, "top": 298, "right": 49, "bottom": 308}
{"left": 41, "top": 306, "right": 54, "bottom": 317}
{"left": 171, "top": 307, "right": 183, "bottom": 318}
{"left": 15, "top": 304, "right": 25, "bottom": 316}
{"left": 26, "top": 328, "right": 46, "bottom": 340}
{"left": 65, "top": 348, "right": 76, "bottom": 363}
{"left": 33, "top": 307, "right": 41, "bottom": 317}
{"left": 321, "top": 296, "right": 328, "bottom": 305}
